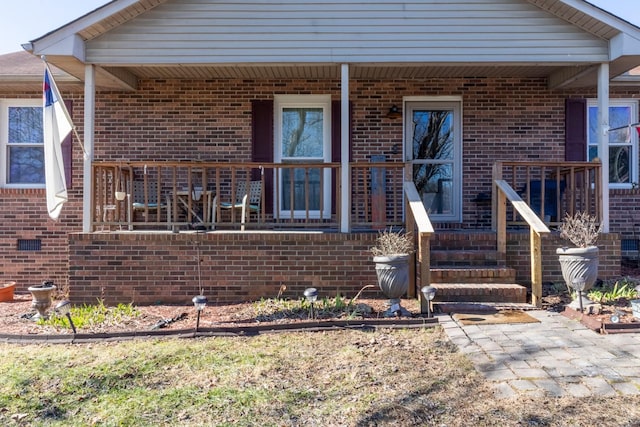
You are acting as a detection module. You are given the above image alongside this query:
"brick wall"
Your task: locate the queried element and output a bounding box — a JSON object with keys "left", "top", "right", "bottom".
{"left": 68, "top": 232, "right": 382, "bottom": 305}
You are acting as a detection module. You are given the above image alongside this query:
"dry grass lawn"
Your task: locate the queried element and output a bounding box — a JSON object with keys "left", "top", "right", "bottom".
{"left": 1, "top": 327, "right": 640, "bottom": 426}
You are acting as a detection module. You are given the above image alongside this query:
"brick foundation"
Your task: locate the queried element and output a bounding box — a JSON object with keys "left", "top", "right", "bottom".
{"left": 68, "top": 230, "right": 621, "bottom": 305}
{"left": 68, "top": 231, "right": 382, "bottom": 305}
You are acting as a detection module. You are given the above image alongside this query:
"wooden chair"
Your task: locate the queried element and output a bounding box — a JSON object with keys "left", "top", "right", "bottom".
{"left": 212, "top": 180, "right": 261, "bottom": 230}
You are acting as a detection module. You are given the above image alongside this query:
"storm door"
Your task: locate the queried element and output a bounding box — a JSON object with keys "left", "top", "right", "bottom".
{"left": 405, "top": 101, "right": 462, "bottom": 222}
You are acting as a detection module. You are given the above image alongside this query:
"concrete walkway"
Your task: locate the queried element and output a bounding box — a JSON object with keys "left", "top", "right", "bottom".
{"left": 438, "top": 310, "right": 640, "bottom": 398}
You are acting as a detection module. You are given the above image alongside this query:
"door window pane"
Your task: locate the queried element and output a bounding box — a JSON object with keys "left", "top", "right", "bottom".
{"left": 413, "top": 163, "right": 453, "bottom": 215}
{"left": 281, "top": 108, "right": 323, "bottom": 159}
{"left": 281, "top": 168, "right": 321, "bottom": 211}
{"left": 412, "top": 110, "right": 453, "bottom": 161}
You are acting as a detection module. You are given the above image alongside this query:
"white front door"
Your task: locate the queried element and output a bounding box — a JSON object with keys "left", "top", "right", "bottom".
{"left": 405, "top": 101, "right": 462, "bottom": 222}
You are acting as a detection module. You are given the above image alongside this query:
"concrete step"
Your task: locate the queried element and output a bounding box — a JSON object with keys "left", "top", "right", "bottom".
{"left": 430, "top": 282, "right": 528, "bottom": 304}
{"left": 430, "top": 267, "right": 516, "bottom": 284}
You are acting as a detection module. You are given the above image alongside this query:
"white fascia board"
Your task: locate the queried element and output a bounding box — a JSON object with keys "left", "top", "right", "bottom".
{"left": 28, "top": 0, "right": 144, "bottom": 59}
{"left": 555, "top": 0, "right": 640, "bottom": 35}
{"left": 610, "top": 33, "right": 640, "bottom": 60}
{"left": 35, "top": 35, "right": 86, "bottom": 61}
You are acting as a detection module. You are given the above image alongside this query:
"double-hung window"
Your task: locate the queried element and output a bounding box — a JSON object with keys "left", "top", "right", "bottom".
{"left": 587, "top": 99, "right": 638, "bottom": 188}
{"left": 274, "top": 95, "right": 331, "bottom": 219}
{"left": 0, "top": 99, "right": 44, "bottom": 188}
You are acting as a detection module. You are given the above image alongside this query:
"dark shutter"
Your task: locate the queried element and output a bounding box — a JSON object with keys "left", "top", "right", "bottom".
{"left": 565, "top": 98, "right": 587, "bottom": 161}
{"left": 62, "top": 100, "right": 73, "bottom": 188}
{"left": 251, "top": 100, "right": 274, "bottom": 214}
{"left": 331, "top": 100, "right": 352, "bottom": 163}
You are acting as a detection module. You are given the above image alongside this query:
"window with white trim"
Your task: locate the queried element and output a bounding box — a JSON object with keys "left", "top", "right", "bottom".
{"left": 0, "top": 99, "right": 44, "bottom": 188}
{"left": 588, "top": 99, "right": 638, "bottom": 188}
{"left": 274, "top": 95, "right": 331, "bottom": 219}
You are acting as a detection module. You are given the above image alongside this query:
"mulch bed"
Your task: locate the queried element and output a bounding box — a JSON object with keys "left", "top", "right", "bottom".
{"left": 0, "top": 293, "right": 434, "bottom": 340}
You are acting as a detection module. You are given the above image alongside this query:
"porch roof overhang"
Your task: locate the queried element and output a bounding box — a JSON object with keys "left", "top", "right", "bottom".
{"left": 20, "top": 0, "right": 640, "bottom": 90}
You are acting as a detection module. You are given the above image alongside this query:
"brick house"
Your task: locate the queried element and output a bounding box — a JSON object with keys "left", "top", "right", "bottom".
{"left": 2, "top": 0, "right": 640, "bottom": 306}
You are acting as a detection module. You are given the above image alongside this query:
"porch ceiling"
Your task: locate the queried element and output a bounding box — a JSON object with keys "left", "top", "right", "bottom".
{"left": 81, "top": 61, "right": 640, "bottom": 90}
{"left": 123, "top": 63, "right": 565, "bottom": 80}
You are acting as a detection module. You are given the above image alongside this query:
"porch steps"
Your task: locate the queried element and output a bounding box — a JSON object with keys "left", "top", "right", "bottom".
{"left": 429, "top": 231, "right": 528, "bottom": 306}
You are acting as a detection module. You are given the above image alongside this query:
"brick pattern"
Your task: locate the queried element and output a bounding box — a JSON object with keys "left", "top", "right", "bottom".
{"left": 68, "top": 232, "right": 381, "bottom": 305}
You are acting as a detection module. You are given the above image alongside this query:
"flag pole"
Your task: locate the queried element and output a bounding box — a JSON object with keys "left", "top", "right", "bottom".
{"left": 608, "top": 122, "right": 640, "bottom": 132}
{"left": 41, "top": 56, "right": 89, "bottom": 160}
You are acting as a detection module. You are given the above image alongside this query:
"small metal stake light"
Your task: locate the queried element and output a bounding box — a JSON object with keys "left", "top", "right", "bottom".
{"left": 192, "top": 295, "right": 207, "bottom": 332}
{"left": 572, "top": 277, "right": 586, "bottom": 314}
{"left": 421, "top": 286, "right": 437, "bottom": 318}
{"left": 54, "top": 300, "right": 76, "bottom": 334}
{"left": 304, "top": 287, "right": 318, "bottom": 319}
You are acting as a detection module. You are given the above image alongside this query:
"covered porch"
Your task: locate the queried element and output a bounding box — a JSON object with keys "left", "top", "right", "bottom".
{"left": 73, "top": 158, "right": 620, "bottom": 307}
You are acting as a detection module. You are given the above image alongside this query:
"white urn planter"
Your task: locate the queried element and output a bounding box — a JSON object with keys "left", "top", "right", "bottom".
{"left": 373, "top": 254, "right": 411, "bottom": 317}
{"left": 556, "top": 246, "right": 599, "bottom": 309}
{"left": 28, "top": 281, "right": 57, "bottom": 319}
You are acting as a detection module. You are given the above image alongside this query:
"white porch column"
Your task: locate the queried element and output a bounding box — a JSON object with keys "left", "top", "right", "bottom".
{"left": 340, "top": 63, "right": 350, "bottom": 233}
{"left": 597, "top": 63, "right": 610, "bottom": 232}
{"left": 82, "top": 65, "right": 95, "bottom": 233}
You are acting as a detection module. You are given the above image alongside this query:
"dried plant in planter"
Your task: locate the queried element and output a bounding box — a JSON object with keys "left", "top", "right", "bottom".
{"left": 371, "top": 228, "right": 414, "bottom": 257}
{"left": 558, "top": 212, "right": 602, "bottom": 248}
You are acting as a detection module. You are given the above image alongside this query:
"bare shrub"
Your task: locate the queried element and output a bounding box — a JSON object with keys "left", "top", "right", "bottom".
{"left": 371, "top": 228, "right": 414, "bottom": 256}
{"left": 558, "top": 211, "right": 602, "bottom": 248}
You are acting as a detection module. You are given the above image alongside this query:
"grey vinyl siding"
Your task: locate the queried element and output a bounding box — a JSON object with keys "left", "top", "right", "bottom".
{"left": 86, "top": 0, "right": 608, "bottom": 65}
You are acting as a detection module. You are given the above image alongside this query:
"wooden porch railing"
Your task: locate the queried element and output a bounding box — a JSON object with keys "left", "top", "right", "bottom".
{"left": 494, "top": 179, "right": 550, "bottom": 307}
{"left": 492, "top": 160, "right": 602, "bottom": 228}
{"left": 404, "top": 181, "right": 434, "bottom": 312}
{"left": 92, "top": 161, "right": 406, "bottom": 231}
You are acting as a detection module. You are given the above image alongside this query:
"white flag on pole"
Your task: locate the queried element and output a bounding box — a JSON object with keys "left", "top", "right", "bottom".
{"left": 43, "top": 66, "right": 73, "bottom": 220}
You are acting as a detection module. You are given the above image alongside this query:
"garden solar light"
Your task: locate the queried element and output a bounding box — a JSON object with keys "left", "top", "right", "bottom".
{"left": 192, "top": 295, "right": 207, "bottom": 332}
{"left": 421, "top": 286, "right": 437, "bottom": 318}
{"left": 304, "top": 287, "right": 318, "bottom": 319}
{"left": 55, "top": 300, "right": 76, "bottom": 334}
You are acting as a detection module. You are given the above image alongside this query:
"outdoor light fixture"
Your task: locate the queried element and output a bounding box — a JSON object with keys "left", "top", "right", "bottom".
{"left": 421, "top": 286, "right": 437, "bottom": 318}
{"left": 304, "top": 287, "right": 318, "bottom": 319}
{"left": 192, "top": 295, "right": 207, "bottom": 332}
{"left": 386, "top": 105, "right": 402, "bottom": 119}
{"left": 571, "top": 278, "right": 586, "bottom": 314}
{"left": 55, "top": 300, "right": 76, "bottom": 334}
{"left": 611, "top": 310, "right": 622, "bottom": 324}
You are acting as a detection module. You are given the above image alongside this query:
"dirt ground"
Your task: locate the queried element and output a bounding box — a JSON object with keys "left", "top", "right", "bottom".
{"left": 0, "top": 292, "right": 424, "bottom": 336}
{"left": 2, "top": 261, "right": 640, "bottom": 336}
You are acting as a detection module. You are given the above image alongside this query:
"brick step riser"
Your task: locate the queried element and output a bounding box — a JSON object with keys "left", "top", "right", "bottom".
{"left": 431, "top": 250, "right": 500, "bottom": 267}
{"left": 430, "top": 232, "right": 497, "bottom": 252}
{"left": 430, "top": 268, "right": 516, "bottom": 284}
{"left": 430, "top": 242, "right": 498, "bottom": 252}
{"left": 431, "top": 284, "right": 527, "bottom": 304}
